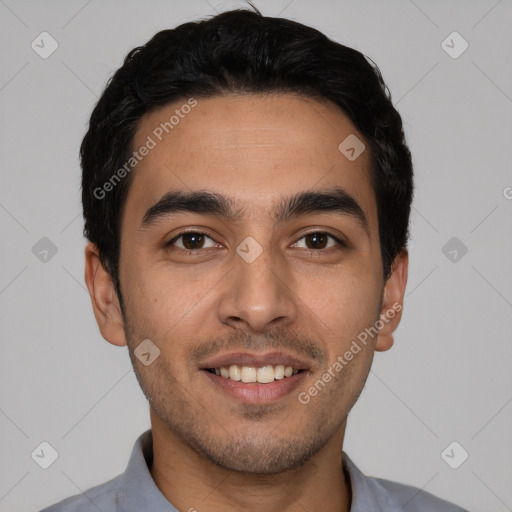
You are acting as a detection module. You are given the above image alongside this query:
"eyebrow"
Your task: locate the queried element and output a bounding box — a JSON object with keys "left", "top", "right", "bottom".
{"left": 140, "top": 186, "right": 370, "bottom": 237}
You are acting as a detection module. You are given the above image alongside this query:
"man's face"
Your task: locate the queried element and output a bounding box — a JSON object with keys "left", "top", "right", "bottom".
{"left": 117, "top": 93, "right": 386, "bottom": 473}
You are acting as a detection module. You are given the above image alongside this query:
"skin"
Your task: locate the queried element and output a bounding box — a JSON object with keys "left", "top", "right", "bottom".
{"left": 84, "top": 93, "right": 408, "bottom": 512}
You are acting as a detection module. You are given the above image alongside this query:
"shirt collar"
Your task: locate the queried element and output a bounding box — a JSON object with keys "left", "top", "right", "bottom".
{"left": 119, "top": 429, "right": 178, "bottom": 512}
{"left": 342, "top": 452, "right": 398, "bottom": 510}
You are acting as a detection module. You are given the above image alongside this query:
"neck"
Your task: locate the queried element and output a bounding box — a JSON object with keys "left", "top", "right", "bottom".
{"left": 149, "top": 410, "right": 352, "bottom": 512}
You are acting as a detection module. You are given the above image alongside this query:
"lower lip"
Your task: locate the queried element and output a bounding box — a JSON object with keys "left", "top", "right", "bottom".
{"left": 201, "top": 370, "right": 308, "bottom": 403}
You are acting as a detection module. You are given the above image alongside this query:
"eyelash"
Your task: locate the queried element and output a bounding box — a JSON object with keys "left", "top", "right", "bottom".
{"left": 165, "top": 230, "right": 347, "bottom": 255}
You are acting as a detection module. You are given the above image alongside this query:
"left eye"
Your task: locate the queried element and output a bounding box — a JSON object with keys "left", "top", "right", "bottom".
{"left": 292, "top": 232, "right": 344, "bottom": 250}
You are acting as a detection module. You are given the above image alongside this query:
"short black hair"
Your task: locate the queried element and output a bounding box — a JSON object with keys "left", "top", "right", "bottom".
{"left": 81, "top": 7, "right": 413, "bottom": 310}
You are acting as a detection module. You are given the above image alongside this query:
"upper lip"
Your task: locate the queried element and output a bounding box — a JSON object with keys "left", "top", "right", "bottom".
{"left": 199, "top": 351, "right": 311, "bottom": 371}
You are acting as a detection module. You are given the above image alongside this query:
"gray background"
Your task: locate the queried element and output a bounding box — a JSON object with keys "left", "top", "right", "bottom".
{"left": 1, "top": 0, "right": 511, "bottom": 511}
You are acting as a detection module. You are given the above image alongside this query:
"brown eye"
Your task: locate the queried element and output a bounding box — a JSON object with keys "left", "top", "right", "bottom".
{"left": 167, "top": 231, "right": 218, "bottom": 251}
{"left": 293, "top": 232, "right": 345, "bottom": 250}
{"left": 305, "top": 232, "right": 329, "bottom": 249}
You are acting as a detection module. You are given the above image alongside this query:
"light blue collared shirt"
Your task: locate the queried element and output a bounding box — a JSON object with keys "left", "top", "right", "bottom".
{"left": 40, "top": 429, "right": 469, "bottom": 511}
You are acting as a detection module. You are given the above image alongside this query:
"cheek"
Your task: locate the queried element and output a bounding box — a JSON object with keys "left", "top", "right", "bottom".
{"left": 300, "top": 269, "right": 381, "bottom": 345}
{"left": 123, "top": 262, "right": 218, "bottom": 350}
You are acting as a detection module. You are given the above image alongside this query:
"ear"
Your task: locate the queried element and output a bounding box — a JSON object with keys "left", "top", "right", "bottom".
{"left": 375, "top": 249, "right": 408, "bottom": 352}
{"left": 84, "top": 242, "right": 127, "bottom": 347}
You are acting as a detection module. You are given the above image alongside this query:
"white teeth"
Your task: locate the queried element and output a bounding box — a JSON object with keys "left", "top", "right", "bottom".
{"left": 211, "top": 364, "right": 301, "bottom": 383}
{"left": 274, "top": 364, "right": 285, "bottom": 379}
{"left": 241, "top": 366, "right": 257, "bottom": 383}
{"left": 257, "top": 366, "right": 275, "bottom": 384}
{"left": 229, "top": 364, "right": 241, "bottom": 381}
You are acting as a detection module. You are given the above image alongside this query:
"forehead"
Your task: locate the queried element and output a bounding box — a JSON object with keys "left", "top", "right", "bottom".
{"left": 125, "top": 93, "right": 377, "bottom": 233}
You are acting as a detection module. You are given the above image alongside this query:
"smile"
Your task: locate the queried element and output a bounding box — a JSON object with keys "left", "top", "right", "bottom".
{"left": 206, "top": 364, "right": 302, "bottom": 383}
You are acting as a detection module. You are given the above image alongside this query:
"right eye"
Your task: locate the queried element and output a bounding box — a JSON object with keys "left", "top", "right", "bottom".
{"left": 165, "top": 231, "right": 221, "bottom": 252}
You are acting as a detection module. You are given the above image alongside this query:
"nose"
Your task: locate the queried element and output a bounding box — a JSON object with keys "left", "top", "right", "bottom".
{"left": 216, "top": 245, "right": 299, "bottom": 334}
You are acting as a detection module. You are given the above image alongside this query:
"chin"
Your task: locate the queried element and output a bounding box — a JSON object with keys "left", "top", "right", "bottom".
{"left": 189, "top": 432, "right": 327, "bottom": 475}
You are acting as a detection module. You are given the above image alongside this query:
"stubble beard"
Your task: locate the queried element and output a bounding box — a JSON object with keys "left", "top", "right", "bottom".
{"left": 124, "top": 327, "right": 347, "bottom": 475}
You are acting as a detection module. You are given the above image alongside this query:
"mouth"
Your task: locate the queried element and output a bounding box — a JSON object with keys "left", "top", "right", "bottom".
{"left": 205, "top": 364, "right": 303, "bottom": 383}
{"left": 199, "top": 352, "right": 311, "bottom": 403}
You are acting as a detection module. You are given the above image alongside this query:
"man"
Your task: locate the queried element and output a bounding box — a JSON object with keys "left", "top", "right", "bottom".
{"left": 41, "top": 7, "right": 468, "bottom": 512}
